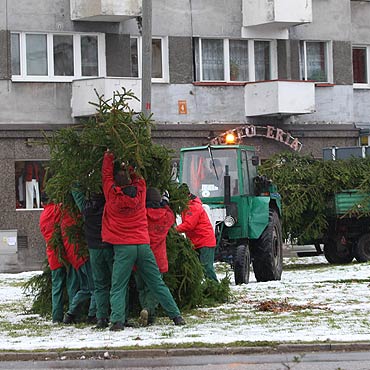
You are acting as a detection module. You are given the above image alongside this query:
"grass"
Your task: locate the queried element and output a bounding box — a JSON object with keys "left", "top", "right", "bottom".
{"left": 0, "top": 257, "right": 370, "bottom": 351}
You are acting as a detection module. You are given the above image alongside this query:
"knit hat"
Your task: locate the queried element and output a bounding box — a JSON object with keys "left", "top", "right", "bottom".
{"left": 146, "top": 187, "right": 161, "bottom": 203}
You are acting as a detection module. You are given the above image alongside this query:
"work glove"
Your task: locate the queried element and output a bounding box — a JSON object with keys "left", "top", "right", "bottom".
{"left": 122, "top": 185, "right": 137, "bottom": 198}
{"left": 161, "top": 190, "right": 170, "bottom": 205}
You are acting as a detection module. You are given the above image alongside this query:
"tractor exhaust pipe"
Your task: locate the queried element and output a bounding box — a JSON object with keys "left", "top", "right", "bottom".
{"left": 224, "top": 165, "right": 231, "bottom": 205}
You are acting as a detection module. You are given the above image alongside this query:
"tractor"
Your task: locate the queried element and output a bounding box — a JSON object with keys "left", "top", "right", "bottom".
{"left": 178, "top": 140, "right": 283, "bottom": 284}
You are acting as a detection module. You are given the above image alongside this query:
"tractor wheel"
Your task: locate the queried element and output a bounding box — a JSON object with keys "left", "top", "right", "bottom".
{"left": 354, "top": 234, "right": 370, "bottom": 262}
{"left": 323, "top": 238, "right": 353, "bottom": 264}
{"left": 252, "top": 208, "right": 283, "bottom": 282}
{"left": 234, "top": 244, "right": 250, "bottom": 285}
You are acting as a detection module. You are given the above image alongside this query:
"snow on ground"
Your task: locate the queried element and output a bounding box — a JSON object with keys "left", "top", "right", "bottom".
{"left": 0, "top": 256, "right": 369, "bottom": 351}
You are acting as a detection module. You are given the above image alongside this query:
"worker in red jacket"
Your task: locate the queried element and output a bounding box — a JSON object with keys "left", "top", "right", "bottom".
{"left": 60, "top": 207, "right": 96, "bottom": 324}
{"left": 101, "top": 150, "right": 185, "bottom": 331}
{"left": 176, "top": 183, "right": 218, "bottom": 282}
{"left": 39, "top": 195, "right": 66, "bottom": 323}
{"left": 136, "top": 187, "right": 176, "bottom": 326}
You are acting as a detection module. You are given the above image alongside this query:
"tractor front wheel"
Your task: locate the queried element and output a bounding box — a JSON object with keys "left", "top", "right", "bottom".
{"left": 234, "top": 244, "right": 250, "bottom": 285}
{"left": 252, "top": 208, "right": 283, "bottom": 282}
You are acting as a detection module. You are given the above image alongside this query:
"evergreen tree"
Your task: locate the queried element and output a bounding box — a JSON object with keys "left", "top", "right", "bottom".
{"left": 25, "top": 89, "right": 230, "bottom": 317}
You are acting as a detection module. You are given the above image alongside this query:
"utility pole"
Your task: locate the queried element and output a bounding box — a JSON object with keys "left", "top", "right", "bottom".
{"left": 141, "top": 0, "right": 152, "bottom": 124}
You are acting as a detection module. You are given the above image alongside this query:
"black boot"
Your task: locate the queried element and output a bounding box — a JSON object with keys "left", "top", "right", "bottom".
{"left": 110, "top": 321, "right": 125, "bottom": 331}
{"left": 63, "top": 312, "right": 75, "bottom": 325}
{"left": 94, "top": 318, "right": 109, "bottom": 329}
{"left": 173, "top": 316, "right": 186, "bottom": 326}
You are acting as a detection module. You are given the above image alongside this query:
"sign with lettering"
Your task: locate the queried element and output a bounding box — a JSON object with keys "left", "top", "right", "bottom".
{"left": 178, "top": 100, "right": 187, "bottom": 115}
{"left": 210, "top": 125, "right": 303, "bottom": 152}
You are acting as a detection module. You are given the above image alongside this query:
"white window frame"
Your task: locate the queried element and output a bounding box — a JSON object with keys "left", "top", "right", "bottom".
{"left": 353, "top": 45, "right": 370, "bottom": 89}
{"left": 197, "top": 38, "right": 277, "bottom": 83}
{"left": 131, "top": 36, "right": 169, "bottom": 83}
{"left": 11, "top": 31, "right": 106, "bottom": 82}
{"left": 299, "top": 40, "right": 333, "bottom": 84}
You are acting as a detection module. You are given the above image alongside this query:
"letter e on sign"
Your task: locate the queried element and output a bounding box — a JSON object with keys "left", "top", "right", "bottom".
{"left": 178, "top": 100, "right": 187, "bottom": 115}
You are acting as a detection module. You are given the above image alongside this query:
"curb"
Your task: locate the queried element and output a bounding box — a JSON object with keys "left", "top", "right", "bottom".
{"left": 1, "top": 343, "right": 370, "bottom": 362}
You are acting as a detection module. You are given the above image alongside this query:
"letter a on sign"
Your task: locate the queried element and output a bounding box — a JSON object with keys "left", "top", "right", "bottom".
{"left": 178, "top": 100, "right": 187, "bottom": 115}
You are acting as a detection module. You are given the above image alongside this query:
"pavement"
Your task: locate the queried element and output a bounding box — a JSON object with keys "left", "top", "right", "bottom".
{"left": 1, "top": 342, "right": 370, "bottom": 362}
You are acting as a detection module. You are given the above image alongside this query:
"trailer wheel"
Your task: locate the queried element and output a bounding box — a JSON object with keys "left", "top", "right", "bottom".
{"left": 323, "top": 238, "right": 353, "bottom": 264}
{"left": 234, "top": 244, "right": 250, "bottom": 285}
{"left": 252, "top": 208, "right": 283, "bottom": 282}
{"left": 354, "top": 234, "right": 370, "bottom": 262}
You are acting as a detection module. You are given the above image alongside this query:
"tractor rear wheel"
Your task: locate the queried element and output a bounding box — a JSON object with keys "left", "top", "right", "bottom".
{"left": 354, "top": 234, "right": 370, "bottom": 262}
{"left": 323, "top": 238, "right": 353, "bottom": 264}
{"left": 252, "top": 208, "right": 283, "bottom": 282}
{"left": 234, "top": 244, "right": 250, "bottom": 285}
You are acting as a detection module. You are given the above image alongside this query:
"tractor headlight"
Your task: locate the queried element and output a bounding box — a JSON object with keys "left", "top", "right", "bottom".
{"left": 224, "top": 215, "right": 236, "bottom": 227}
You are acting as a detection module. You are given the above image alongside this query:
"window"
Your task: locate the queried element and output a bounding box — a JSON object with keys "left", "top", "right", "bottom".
{"left": 254, "top": 41, "right": 270, "bottom": 81}
{"left": 53, "top": 35, "right": 74, "bottom": 76}
{"left": 15, "top": 161, "right": 47, "bottom": 210}
{"left": 181, "top": 149, "right": 239, "bottom": 198}
{"left": 353, "top": 46, "right": 370, "bottom": 87}
{"left": 194, "top": 38, "right": 276, "bottom": 82}
{"left": 130, "top": 36, "right": 169, "bottom": 82}
{"left": 11, "top": 32, "right": 105, "bottom": 82}
{"left": 299, "top": 41, "right": 332, "bottom": 83}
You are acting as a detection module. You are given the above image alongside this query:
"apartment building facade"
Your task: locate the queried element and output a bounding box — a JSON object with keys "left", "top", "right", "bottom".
{"left": 0, "top": 0, "right": 369, "bottom": 271}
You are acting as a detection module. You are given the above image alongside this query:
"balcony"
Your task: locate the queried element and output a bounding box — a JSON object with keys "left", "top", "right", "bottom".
{"left": 70, "top": 0, "right": 142, "bottom": 22}
{"left": 245, "top": 80, "right": 315, "bottom": 116}
{"left": 242, "top": 0, "right": 312, "bottom": 39}
{"left": 71, "top": 77, "right": 142, "bottom": 117}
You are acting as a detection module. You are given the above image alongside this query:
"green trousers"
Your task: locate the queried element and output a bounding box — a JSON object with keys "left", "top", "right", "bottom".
{"left": 67, "top": 261, "right": 96, "bottom": 317}
{"left": 89, "top": 248, "right": 114, "bottom": 320}
{"left": 197, "top": 247, "right": 218, "bottom": 282}
{"left": 110, "top": 244, "right": 180, "bottom": 324}
{"left": 51, "top": 267, "right": 66, "bottom": 323}
{"left": 135, "top": 271, "right": 161, "bottom": 321}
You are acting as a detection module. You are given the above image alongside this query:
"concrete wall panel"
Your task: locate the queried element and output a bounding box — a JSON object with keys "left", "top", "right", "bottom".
{"left": 169, "top": 36, "right": 193, "bottom": 84}
{"left": 151, "top": 84, "right": 246, "bottom": 123}
{"left": 294, "top": 85, "right": 354, "bottom": 123}
{"left": 0, "top": 81, "right": 72, "bottom": 123}
{"left": 351, "top": 1, "right": 370, "bottom": 44}
{"left": 106, "top": 33, "right": 131, "bottom": 77}
{"left": 290, "top": 0, "right": 351, "bottom": 41}
{"left": 354, "top": 90, "right": 370, "bottom": 125}
{"left": 0, "top": 30, "right": 9, "bottom": 79}
{"left": 333, "top": 41, "right": 352, "bottom": 85}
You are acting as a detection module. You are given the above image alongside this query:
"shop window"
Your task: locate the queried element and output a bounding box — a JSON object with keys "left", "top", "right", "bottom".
{"left": 299, "top": 41, "right": 332, "bottom": 83}
{"left": 360, "top": 135, "right": 370, "bottom": 146}
{"left": 130, "top": 36, "right": 169, "bottom": 82}
{"left": 11, "top": 32, "right": 105, "bottom": 82}
{"left": 353, "top": 46, "right": 369, "bottom": 87}
{"left": 194, "top": 38, "right": 276, "bottom": 82}
{"left": 15, "top": 161, "right": 47, "bottom": 210}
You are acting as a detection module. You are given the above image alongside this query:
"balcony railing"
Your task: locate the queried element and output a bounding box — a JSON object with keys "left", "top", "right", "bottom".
{"left": 242, "top": 0, "right": 312, "bottom": 39}
{"left": 71, "top": 77, "right": 142, "bottom": 117}
{"left": 245, "top": 80, "right": 315, "bottom": 116}
{"left": 70, "top": 0, "right": 142, "bottom": 22}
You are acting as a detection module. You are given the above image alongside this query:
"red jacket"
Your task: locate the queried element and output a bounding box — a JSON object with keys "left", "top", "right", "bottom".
{"left": 176, "top": 195, "right": 216, "bottom": 249}
{"left": 25, "top": 162, "right": 40, "bottom": 182}
{"left": 101, "top": 152, "right": 150, "bottom": 245}
{"left": 147, "top": 205, "right": 175, "bottom": 273}
{"left": 39, "top": 203, "right": 63, "bottom": 271}
{"left": 60, "top": 208, "right": 87, "bottom": 270}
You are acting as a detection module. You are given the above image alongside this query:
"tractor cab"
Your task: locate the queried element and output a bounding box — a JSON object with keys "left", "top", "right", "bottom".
{"left": 179, "top": 143, "right": 283, "bottom": 285}
{"left": 180, "top": 145, "right": 258, "bottom": 201}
